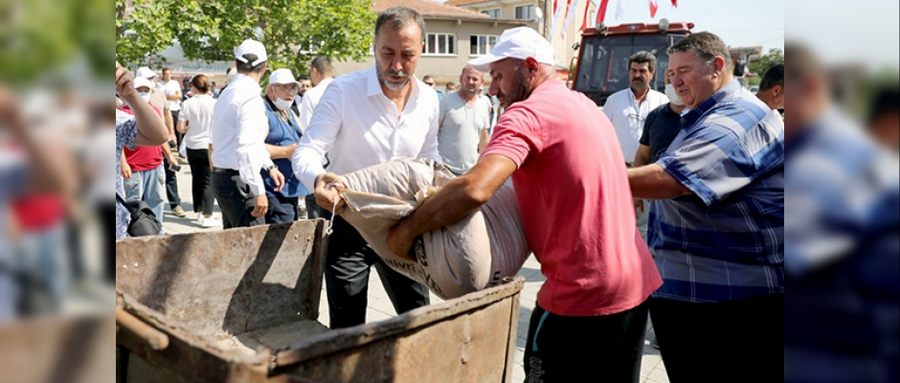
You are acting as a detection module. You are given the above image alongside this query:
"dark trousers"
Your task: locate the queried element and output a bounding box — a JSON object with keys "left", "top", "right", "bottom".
{"left": 524, "top": 301, "right": 649, "bottom": 383}
{"left": 265, "top": 193, "right": 298, "bottom": 224}
{"left": 649, "top": 294, "right": 783, "bottom": 383}
{"left": 163, "top": 156, "right": 181, "bottom": 208}
{"left": 305, "top": 194, "right": 326, "bottom": 219}
{"left": 185, "top": 149, "right": 215, "bottom": 215}
{"left": 171, "top": 110, "right": 183, "bottom": 149}
{"left": 99, "top": 203, "right": 116, "bottom": 282}
{"left": 211, "top": 169, "right": 264, "bottom": 229}
{"left": 325, "top": 215, "right": 429, "bottom": 329}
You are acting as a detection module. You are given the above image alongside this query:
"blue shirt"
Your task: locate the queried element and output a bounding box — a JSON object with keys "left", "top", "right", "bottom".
{"left": 262, "top": 98, "right": 307, "bottom": 198}
{"left": 649, "top": 79, "right": 784, "bottom": 303}
{"left": 115, "top": 109, "right": 138, "bottom": 239}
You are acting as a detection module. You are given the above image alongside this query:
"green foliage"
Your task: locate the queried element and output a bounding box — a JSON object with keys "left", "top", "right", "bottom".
{"left": 747, "top": 48, "right": 783, "bottom": 86}
{"left": 117, "top": 0, "right": 375, "bottom": 74}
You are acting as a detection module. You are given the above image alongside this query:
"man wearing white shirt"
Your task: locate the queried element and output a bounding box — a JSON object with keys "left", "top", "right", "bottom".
{"left": 298, "top": 56, "right": 335, "bottom": 134}
{"left": 293, "top": 6, "right": 438, "bottom": 329}
{"left": 210, "top": 39, "right": 285, "bottom": 229}
{"left": 603, "top": 51, "right": 668, "bottom": 240}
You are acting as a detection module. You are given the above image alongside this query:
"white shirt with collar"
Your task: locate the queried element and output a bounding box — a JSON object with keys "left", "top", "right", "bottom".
{"left": 210, "top": 73, "right": 275, "bottom": 196}
{"left": 603, "top": 87, "right": 668, "bottom": 163}
{"left": 292, "top": 66, "right": 441, "bottom": 191}
{"left": 298, "top": 77, "right": 334, "bottom": 133}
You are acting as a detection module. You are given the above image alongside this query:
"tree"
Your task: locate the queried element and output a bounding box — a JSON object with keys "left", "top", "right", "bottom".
{"left": 116, "top": 0, "right": 375, "bottom": 73}
{"left": 116, "top": 0, "right": 175, "bottom": 68}
{"left": 747, "top": 48, "right": 783, "bottom": 86}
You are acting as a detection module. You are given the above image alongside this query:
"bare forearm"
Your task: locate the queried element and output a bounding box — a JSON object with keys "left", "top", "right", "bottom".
{"left": 125, "top": 94, "right": 168, "bottom": 145}
{"left": 265, "top": 144, "right": 293, "bottom": 159}
{"left": 627, "top": 164, "right": 691, "bottom": 200}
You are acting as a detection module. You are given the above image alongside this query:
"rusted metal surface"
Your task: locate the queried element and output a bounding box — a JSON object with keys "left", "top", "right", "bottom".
{"left": 116, "top": 219, "right": 524, "bottom": 383}
{"left": 116, "top": 220, "right": 326, "bottom": 338}
{"left": 117, "top": 307, "right": 169, "bottom": 351}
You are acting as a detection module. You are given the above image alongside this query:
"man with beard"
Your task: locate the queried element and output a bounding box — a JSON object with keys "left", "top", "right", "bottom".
{"left": 383, "top": 26, "right": 661, "bottom": 381}
{"left": 437, "top": 65, "right": 491, "bottom": 175}
{"left": 292, "top": 6, "right": 438, "bottom": 329}
{"left": 604, "top": 51, "right": 668, "bottom": 241}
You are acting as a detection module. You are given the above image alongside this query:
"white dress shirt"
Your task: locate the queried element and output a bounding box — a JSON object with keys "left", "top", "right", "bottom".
{"left": 603, "top": 87, "right": 668, "bottom": 163}
{"left": 210, "top": 74, "right": 274, "bottom": 196}
{"left": 159, "top": 79, "right": 182, "bottom": 111}
{"left": 297, "top": 77, "right": 334, "bottom": 133}
{"left": 178, "top": 93, "right": 216, "bottom": 150}
{"left": 292, "top": 66, "right": 441, "bottom": 191}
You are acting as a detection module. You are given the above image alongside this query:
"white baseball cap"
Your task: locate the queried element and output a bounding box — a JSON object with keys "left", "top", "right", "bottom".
{"left": 234, "top": 39, "right": 267, "bottom": 66}
{"left": 135, "top": 66, "right": 157, "bottom": 80}
{"left": 268, "top": 68, "right": 299, "bottom": 86}
{"left": 468, "top": 27, "right": 555, "bottom": 72}
{"left": 133, "top": 76, "right": 154, "bottom": 91}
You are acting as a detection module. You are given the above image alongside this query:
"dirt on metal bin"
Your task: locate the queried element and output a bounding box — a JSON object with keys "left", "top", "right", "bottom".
{"left": 115, "top": 219, "right": 524, "bottom": 383}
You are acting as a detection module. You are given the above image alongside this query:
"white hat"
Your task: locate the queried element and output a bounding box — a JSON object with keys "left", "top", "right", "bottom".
{"left": 234, "top": 39, "right": 267, "bottom": 66}
{"left": 135, "top": 66, "right": 157, "bottom": 80}
{"left": 268, "top": 68, "right": 299, "bottom": 86}
{"left": 468, "top": 27, "right": 555, "bottom": 72}
{"left": 133, "top": 76, "right": 154, "bottom": 90}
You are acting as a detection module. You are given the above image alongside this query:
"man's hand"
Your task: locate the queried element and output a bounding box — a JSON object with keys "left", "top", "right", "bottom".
{"left": 251, "top": 194, "right": 268, "bottom": 218}
{"left": 386, "top": 223, "right": 416, "bottom": 262}
{"left": 269, "top": 167, "right": 285, "bottom": 192}
{"left": 0, "top": 86, "right": 25, "bottom": 134}
{"left": 121, "top": 161, "right": 133, "bottom": 179}
{"left": 314, "top": 173, "right": 346, "bottom": 213}
{"left": 115, "top": 62, "right": 135, "bottom": 99}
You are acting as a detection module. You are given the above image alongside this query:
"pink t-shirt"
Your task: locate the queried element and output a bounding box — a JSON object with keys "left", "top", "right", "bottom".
{"left": 481, "top": 80, "right": 661, "bottom": 316}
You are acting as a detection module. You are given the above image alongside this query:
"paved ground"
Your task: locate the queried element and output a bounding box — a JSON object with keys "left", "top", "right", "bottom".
{"left": 161, "top": 159, "right": 669, "bottom": 382}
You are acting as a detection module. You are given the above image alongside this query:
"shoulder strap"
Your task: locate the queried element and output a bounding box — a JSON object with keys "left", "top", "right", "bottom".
{"left": 115, "top": 193, "right": 138, "bottom": 215}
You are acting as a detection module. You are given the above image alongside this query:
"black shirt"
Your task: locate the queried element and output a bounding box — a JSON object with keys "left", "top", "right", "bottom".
{"left": 639, "top": 103, "right": 684, "bottom": 163}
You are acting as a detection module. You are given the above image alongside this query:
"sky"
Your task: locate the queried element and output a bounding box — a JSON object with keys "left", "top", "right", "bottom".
{"left": 585, "top": 0, "right": 785, "bottom": 53}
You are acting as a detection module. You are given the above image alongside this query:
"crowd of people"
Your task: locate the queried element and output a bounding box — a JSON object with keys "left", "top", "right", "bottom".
{"left": 111, "top": 5, "right": 898, "bottom": 382}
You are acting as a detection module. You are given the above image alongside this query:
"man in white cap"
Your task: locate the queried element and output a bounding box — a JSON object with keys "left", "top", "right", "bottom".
{"left": 384, "top": 26, "right": 661, "bottom": 381}
{"left": 292, "top": 6, "right": 437, "bottom": 329}
{"left": 136, "top": 66, "right": 176, "bottom": 144}
{"left": 260, "top": 68, "right": 306, "bottom": 224}
{"left": 210, "top": 38, "right": 285, "bottom": 228}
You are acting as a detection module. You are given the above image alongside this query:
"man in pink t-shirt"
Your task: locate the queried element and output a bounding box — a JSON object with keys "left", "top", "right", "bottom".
{"left": 386, "top": 27, "right": 661, "bottom": 381}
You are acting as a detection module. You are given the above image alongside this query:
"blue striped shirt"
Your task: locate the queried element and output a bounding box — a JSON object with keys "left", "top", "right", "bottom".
{"left": 649, "top": 79, "right": 784, "bottom": 303}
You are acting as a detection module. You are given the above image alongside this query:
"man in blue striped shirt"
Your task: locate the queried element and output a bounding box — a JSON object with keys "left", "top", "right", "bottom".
{"left": 628, "top": 32, "right": 784, "bottom": 382}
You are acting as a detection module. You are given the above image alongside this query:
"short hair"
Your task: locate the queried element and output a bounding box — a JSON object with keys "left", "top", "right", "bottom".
{"left": 310, "top": 56, "right": 334, "bottom": 76}
{"left": 759, "top": 63, "right": 784, "bottom": 91}
{"left": 785, "top": 42, "right": 821, "bottom": 82}
{"left": 162, "top": 67, "right": 172, "bottom": 74}
{"left": 422, "top": 75, "right": 434, "bottom": 82}
{"left": 867, "top": 85, "right": 900, "bottom": 125}
{"left": 668, "top": 31, "right": 732, "bottom": 71}
{"left": 190, "top": 74, "right": 210, "bottom": 93}
{"left": 298, "top": 75, "right": 311, "bottom": 81}
{"left": 236, "top": 54, "right": 266, "bottom": 74}
{"left": 628, "top": 51, "right": 658, "bottom": 73}
{"left": 375, "top": 6, "right": 425, "bottom": 43}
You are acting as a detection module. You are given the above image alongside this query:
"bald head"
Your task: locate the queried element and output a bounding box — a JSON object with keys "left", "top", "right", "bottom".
{"left": 459, "top": 65, "right": 484, "bottom": 99}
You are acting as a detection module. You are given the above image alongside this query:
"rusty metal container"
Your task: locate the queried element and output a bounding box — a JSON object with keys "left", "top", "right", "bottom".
{"left": 116, "top": 220, "right": 523, "bottom": 383}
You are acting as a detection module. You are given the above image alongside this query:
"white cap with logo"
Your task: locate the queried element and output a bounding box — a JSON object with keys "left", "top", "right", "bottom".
{"left": 234, "top": 39, "right": 268, "bottom": 66}
{"left": 268, "top": 68, "right": 299, "bottom": 86}
{"left": 135, "top": 66, "right": 157, "bottom": 80}
{"left": 468, "top": 27, "right": 555, "bottom": 72}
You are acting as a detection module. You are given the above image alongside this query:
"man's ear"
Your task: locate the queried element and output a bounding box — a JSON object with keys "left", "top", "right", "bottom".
{"left": 773, "top": 84, "right": 784, "bottom": 97}
{"left": 525, "top": 57, "right": 540, "bottom": 72}
{"left": 712, "top": 56, "right": 726, "bottom": 74}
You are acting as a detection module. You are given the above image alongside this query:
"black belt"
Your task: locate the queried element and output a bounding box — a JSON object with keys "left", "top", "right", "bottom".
{"left": 213, "top": 167, "right": 239, "bottom": 174}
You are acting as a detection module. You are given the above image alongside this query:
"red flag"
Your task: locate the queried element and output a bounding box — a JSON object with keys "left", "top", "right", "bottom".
{"left": 649, "top": 0, "right": 659, "bottom": 18}
{"left": 580, "top": 0, "right": 591, "bottom": 31}
{"left": 595, "top": 0, "right": 610, "bottom": 25}
{"left": 672, "top": 0, "right": 678, "bottom": 7}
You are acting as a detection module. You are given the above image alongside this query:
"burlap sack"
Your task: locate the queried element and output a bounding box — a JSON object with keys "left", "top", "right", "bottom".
{"left": 337, "top": 158, "right": 529, "bottom": 299}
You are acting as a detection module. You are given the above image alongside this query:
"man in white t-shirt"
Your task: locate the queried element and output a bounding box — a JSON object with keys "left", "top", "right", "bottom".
{"left": 603, "top": 51, "right": 668, "bottom": 240}
{"left": 298, "top": 56, "right": 335, "bottom": 133}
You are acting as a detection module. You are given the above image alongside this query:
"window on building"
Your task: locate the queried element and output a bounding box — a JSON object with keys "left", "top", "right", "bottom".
{"left": 515, "top": 5, "right": 535, "bottom": 20}
{"left": 424, "top": 33, "right": 456, "bottom": 56}
{"left": 482, "top": 8, "right": 500, "bottom": 18}
{"left": 470, "top": 35, "right": 498, "bottom": 56}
